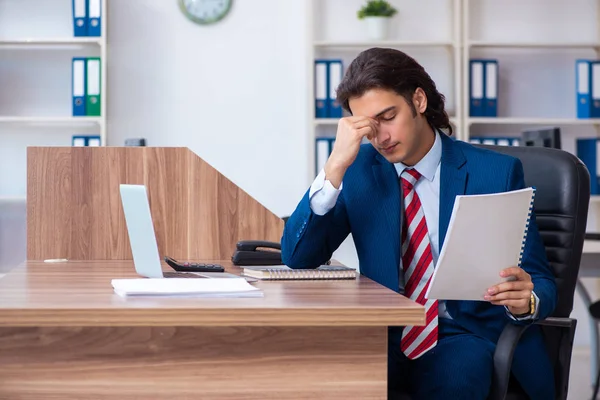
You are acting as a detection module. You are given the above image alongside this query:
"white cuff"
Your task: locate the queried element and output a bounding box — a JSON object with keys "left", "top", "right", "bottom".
{"left": 309, "top": 169, "right": 342, "bottom": 216}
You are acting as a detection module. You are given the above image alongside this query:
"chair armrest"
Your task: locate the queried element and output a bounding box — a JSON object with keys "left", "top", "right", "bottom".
{"left": 535, "top": 317, "right": 574, "bottom": 328}
{"left": 489, "top": 317, "right": 576, "bottom": 400}
{"left": 489, "top": 322, "right": 532, "bottom": 400}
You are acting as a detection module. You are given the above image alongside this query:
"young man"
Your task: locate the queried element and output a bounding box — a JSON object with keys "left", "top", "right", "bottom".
{"left": 281, "top": 48, "right": 556, "bottom": 399}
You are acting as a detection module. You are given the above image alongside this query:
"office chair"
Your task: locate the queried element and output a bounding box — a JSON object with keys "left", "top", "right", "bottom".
{"left": 389, "top": 143, "right": 589, "bottom": 400}
{"left": 478, "top": 143, "right": 589, "bottom": 400}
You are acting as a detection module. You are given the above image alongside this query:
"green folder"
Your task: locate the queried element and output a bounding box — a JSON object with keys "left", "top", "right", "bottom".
{"left": 86, "top": 57, "right": 101, "bottom": 116}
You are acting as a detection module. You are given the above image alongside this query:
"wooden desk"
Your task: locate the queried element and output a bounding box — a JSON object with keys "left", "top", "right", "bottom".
{"left": 0, "top": 261, "right": 423, "bottom": 399}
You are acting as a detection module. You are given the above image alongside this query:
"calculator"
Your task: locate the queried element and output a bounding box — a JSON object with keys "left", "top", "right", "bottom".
{"left": 164, "top": 256, "right": 225, "bottom": 273}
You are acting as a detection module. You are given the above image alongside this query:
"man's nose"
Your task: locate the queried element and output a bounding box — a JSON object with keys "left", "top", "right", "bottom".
{"left": 376, "top": 130, "right": 391, "bottom": 145}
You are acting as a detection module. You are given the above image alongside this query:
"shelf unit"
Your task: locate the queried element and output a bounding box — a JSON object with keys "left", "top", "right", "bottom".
{"left": 0, "top": 0, "right": 108, "bottom": 198}
{"left": 0, "top": 37, "right": 103, "bottom": 46}
{"left": 467, "top": 41, "right": 600, "bottom": 49}
{"left": 307, "top": 1, "right": 600, "bottom": 186}
{"left": 467, "top": 117, "right": 600, "bottom": 126}
{"left": 460, "top": 0, "right": 600, "bottom": 142}
{"left": 316, "top": 116, "right": 460, "bottom": 127}
{"left": 0, "top": 116, "right": 103, "bottom": 124}
{"left": 307, "top": 0, "right": 461, "bottom": 180}
{"left": 313, "top": 40, "right": 454, "bottom": 49}
{"left": 0, "top": 37, "right": 107, "bottom": 144}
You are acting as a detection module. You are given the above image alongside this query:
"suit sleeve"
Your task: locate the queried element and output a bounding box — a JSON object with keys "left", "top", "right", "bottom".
{"left": 280, "top": 176, "right": 351, "bottom": 269}
{"left": 506, "top": 158, "right": 557, "bottom": 322}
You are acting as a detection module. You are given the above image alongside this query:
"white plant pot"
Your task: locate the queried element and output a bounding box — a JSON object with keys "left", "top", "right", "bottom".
{"left": 363, "top": 16, "right": 390, "bottom": 41}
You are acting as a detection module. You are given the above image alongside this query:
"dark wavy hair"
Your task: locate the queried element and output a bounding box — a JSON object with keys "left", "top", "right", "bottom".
{"left": 336, "top": 47, "right": 453, "bottom": 136}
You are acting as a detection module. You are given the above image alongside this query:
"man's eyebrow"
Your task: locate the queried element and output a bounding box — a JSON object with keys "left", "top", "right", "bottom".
{"left": 374, "top": 106, "right": 396, "bottom": 119}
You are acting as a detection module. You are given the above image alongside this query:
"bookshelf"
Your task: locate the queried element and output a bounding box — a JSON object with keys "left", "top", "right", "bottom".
{"left": 467, "top": 41, "right": 600, "bottom": 49}
{"left": 307, "top": 0, "right": 600, "bottom": 263}
{"left": 313, "top": 40, "right": 454, "bottom": 49}
{"left": 308, "top": 1, "right": 600, "bottom": 145}
{"left": 461, "top": 0, "right": 600, "bottom": 142}
{"left": 307, "top": 0, "right": 461, "bottom": 181}
{"left": 0, "top": 0, "right": 107, "bottom": 198}
{"left": 460, "top": 0, "right": 600, "bottom": 239}
{"left": 0, "top": 38, "right": 104, "bottom": 46}
{"left": 467, "top": 117, "right": 600, "bottom": 126}
{"left": 0, "top": 116, "right": 102, "bottom": 124}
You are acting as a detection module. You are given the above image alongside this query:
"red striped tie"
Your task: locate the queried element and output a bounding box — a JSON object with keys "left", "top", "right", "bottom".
{"left": 400, "top": 168, "right": 438, "bottom": 360}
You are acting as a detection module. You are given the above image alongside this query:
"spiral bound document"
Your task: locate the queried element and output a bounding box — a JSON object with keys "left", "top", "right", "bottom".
{"left": 243, "top": 265, "right": 357, "bottom": 281}
{"left": 425, "top": 187, "right": 536, "bottom": 301}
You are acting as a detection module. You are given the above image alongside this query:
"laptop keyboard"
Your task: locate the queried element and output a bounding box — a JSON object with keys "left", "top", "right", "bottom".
{"left": 163, "top": 272, "right": 204, "bottom": 278}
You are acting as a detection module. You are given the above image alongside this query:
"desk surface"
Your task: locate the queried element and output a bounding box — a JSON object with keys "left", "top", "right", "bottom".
{"left": 0, "top": 260, "right": 424, "bottom": 327}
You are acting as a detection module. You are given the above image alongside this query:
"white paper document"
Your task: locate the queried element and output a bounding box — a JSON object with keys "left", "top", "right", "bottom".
{"left": 425, "top": 187, "right": 535, "bottom": 301}
{"left": 111, "top": 278, "right": 263, "bottom": 298}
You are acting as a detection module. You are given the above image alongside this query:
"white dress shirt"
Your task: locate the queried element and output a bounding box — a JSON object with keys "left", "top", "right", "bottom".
{"left": 308, "top": 131, "right": 538, "bottom": 321}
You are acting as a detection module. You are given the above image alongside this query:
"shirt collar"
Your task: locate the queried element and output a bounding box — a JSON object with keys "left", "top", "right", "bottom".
{"left": 393, "top": 130, "right": 441, "bottom": 182}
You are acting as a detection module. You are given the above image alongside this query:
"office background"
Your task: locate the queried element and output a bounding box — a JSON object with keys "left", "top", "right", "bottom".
{"left": 0, "top": 0, "right": 599, "bottom": 394}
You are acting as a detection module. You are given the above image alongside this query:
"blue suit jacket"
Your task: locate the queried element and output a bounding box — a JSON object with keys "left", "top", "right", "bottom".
{"left": 281, "top": 133, "right": 557, "bottom": 399}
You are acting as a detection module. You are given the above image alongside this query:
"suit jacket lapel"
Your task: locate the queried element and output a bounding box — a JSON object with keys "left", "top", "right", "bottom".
{"left": 372, "top": 155, "right": 402, "bottom": 274}
{"left": 438, "top": 134, "right": 467, "bottom": 250}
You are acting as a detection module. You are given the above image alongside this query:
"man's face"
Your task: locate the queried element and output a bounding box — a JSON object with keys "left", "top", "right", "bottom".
{"left": 348, "top": 88, "right": 430, "bottom": 166}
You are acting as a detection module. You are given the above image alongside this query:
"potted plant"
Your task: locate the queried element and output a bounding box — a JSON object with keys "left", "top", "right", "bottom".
{"left": 357, "top": 0, "right": 398, "bottom": 40}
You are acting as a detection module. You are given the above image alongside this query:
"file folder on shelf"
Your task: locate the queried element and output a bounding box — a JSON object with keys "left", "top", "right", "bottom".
{"left": 72, "top": 135, "right": 101, "bottom": 146}
{"left": 87, "top": 0, "right": 102, "bottom": 37}
{"left": 469, "top": 60, "right": 485, "bottom": 117}
{"left": 86, "top": 58, "right": 101, "bottom": 116}
{"left": 484, "top": 60, "right": 498, "bottom": 117}
{"left": 88, "top": 136, "right": 101, "bottom": 146}
{"left": 469, "top": 136, "right": 520, "bottom": 146}
{"left": 72, "top": 135, "right": 87, "bottom": 146}
{"left": 72, "top": 58, "right": 87, "bottom": 116}
{"left": 315, "top": 137, "right": 334, "bottom": 174}
{"left": 576, "top": 60, "right": 593, "bottom": 118}
{"left": 72, "top": 0, "right": 87, "bottom": 37}
{"left": 592, "top": 62, "right": 600, "bottom": 118}
{"left": 328, "top": 60, "right": 343, "bottom": 119}
{"left": 576, "top": 138, "right": 600, "bottom": 194}
{"left": 315, "top": 60, "right": 328, "bottom": 118}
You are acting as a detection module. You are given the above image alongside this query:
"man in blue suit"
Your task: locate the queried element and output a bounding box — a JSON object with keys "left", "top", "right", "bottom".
{"left": 281, "top": 48, "right": 556, "bottom": 399}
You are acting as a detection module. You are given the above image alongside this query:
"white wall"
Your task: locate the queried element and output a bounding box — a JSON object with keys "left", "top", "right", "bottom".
{"left": 107, "top": 0, "right": 310, "bottom": 219}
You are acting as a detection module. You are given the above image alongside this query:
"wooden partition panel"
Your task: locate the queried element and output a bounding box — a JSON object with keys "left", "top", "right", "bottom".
{"left": 27, "top": 147, "right": 284, "bottom": 260}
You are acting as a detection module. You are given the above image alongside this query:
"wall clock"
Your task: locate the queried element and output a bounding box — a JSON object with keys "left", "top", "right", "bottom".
{"left": 179, "top": 0, "right": 233, "bottom": 25}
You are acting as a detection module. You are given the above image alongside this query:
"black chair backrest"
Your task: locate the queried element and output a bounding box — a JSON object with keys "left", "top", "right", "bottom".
{"left": 475, "top": 144, "right": 590, "bottom": 317}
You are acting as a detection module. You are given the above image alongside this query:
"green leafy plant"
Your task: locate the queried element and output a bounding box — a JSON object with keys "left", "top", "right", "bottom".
{"left": 357, "top": 0, "right": 398, "bottom": 19}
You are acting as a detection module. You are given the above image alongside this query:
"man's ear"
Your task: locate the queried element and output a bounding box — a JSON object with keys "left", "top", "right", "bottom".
{"left": 413, "top": 88, "right": 428, "bottom": 114}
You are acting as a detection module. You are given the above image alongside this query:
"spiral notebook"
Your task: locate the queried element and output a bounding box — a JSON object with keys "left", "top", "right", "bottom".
{"left": 242, "top": 265, "right": 357, "bottom": 280}
{"left": 425, "top": 187, "right": 536, "bottom": 301}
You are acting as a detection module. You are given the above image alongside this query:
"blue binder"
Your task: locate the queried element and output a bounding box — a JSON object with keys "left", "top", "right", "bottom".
{"left": 576, "top": 59, "right": 593, "bottom": 118}
{"left": 469, "top": 60, "right": 485, "bottom": 117}
{"left": 72, "top": 0, "right": 87, "bottom": 37}
{"left": 315, "top": 137, "right": 333, "bottom": 174}
{"left": 328, "top": 60, "right": 343, "bottom": 118}
{"left": 484, "top": 60, "right": 498, "bottom": 117}
{"left": 87, "top": 135, "right": 101, "bottom": 146}
{"left": 72, "top": 58, "right": 87, "bottom": 116}
{"left": 576, "top": 138, "right": 600, "bottom": 194}
{"left": 592, "top": 61, "right": 600, "bottom": 118}
{"left": 72, "top": 135, "right": 87, "bottom": 146}
{"left": 87, "top": 0, "right": 102, "bottom": 37}
{"left": 315, "top": 60, "right": 329, "bottom": 118}
{"left": 72, "top": 135, "right": 101, "bottom": 146}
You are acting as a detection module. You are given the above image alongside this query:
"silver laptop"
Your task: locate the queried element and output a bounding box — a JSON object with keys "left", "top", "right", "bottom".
{"left": 119, "top": 184, "right": 199, "bottom": 279}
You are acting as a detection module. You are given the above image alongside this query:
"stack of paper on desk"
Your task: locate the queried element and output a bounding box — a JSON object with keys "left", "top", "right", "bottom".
{"left": 111, "top": 278, "right": 263, "bottom": 297}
